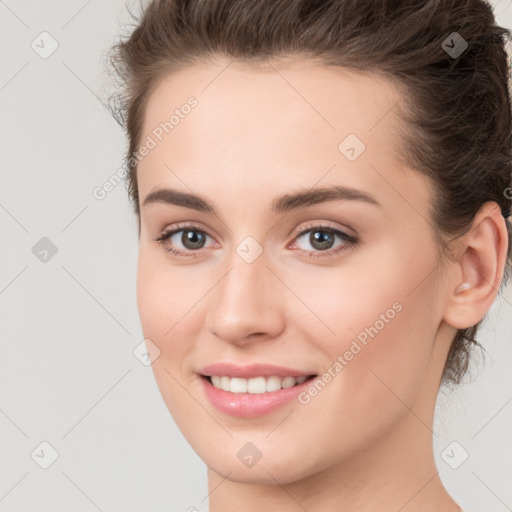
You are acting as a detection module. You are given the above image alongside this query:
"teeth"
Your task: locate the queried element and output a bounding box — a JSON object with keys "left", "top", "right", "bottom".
{"left": 209, "top": 375, "right": 310, "bottom": 393}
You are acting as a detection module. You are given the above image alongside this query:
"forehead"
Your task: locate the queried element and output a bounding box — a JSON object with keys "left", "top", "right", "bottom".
{"left": 142, "top": 56, "right": 405, "bottom": 143}
{"left": 137, "top": 56, "right": 427, "bottom": 217}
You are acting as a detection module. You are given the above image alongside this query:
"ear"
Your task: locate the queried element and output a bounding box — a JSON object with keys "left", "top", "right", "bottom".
{"left": 442, "top": 202, "right": 509, "bottom": 330}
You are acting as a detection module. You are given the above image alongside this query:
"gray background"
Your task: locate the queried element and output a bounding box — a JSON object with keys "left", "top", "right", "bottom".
{"left": 0, "top": 1, "right": 511, "bottom": 511}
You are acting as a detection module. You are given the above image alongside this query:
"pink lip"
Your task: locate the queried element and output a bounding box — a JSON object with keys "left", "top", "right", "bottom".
{"left": 199, "top": 374, "right": 317, "bottom": 417}
{"left": 198, "top": 362, "right": 315, "bottom": 379}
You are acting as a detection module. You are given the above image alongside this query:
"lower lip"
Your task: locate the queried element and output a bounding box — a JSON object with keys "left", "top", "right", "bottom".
{"left": 199, "top": 375, "right": 317, "bottom": 417}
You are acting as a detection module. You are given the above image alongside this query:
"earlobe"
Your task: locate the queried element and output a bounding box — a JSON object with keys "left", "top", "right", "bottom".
{"left": 443, "top": 202, "right": 508, "bottom": 330}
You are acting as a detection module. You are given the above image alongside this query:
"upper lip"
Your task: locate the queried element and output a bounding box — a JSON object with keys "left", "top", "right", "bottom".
{"left": 198, "top": 362, "right": 316, "bottom": 379}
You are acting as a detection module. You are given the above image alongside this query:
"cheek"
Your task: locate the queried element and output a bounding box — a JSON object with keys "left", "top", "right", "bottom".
{"left": 280, "top": 249, "right": 440, "bottom": 457}
{"left": 136, "top": 246, "right": 200, "bottom": 339}
{"left": 136, "top": 250, "right": 167, "bottom": 338}
{"left": 135, "top": 246, "right": 214, "bottom": 398}
{"left": 136, "top": 248, "right": 203, "bottom": 418}
{"left": 292, "top": 239, "right": 439, "bottom": 401}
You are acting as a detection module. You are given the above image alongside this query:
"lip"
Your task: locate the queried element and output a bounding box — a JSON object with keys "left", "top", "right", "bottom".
{"left": 199, "top": 374, "right": 317, "bottom": 417}
{"left": 198, "top": 362, "right": 315, "bottom": 379}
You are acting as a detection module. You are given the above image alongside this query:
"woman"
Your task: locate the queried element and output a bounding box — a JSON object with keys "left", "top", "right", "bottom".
{"left": 106, "top": 0, "right": 511, "bottom": 510}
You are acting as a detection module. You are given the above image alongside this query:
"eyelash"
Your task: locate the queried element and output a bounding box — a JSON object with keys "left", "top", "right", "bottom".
{"left": 154, "top": 222, "right": 358, "bottom": 259}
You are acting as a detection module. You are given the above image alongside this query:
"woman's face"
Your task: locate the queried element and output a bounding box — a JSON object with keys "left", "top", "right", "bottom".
{"left": 136, "top": 57, "right": 455, "bottom": 484}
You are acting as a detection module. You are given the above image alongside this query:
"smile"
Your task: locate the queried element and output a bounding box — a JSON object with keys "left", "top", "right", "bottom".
{"left": 206, "top": 375, "right": 314, "bottom": 393}
{"left": 199, "top": 374, "right": 318, "bottom": 417}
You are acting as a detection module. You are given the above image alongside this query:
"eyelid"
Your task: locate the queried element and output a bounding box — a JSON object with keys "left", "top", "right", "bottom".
{"left": 289, "top": 220, "right": 356, "bottom": 240}
{"left": 158, "top": 221, "right": 215, "bottom": 242}
{"left": 288, "top": 222, "right": 358, "bottom": 257}
{"left": 156, "top": 222, "right": 217, "bottom": 252}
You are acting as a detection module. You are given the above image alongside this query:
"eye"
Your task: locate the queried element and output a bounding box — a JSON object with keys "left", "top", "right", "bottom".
{"left": 290, "top": 224, "right": 358, "bottom": 258}
{"left": 154, "top": 222, "right": 358, "bottom": 259}
{"left": 155, "top": 224, "right": 214, "bottom": 258}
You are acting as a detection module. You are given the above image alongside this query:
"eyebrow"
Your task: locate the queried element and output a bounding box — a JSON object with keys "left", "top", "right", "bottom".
{"left": 142, "top": 185, "right": 381, "bottom": 214}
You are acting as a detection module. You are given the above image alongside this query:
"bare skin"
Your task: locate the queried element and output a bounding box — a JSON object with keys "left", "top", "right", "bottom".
{"left": 134, "top": 56, "right": 508, "bottom": 512}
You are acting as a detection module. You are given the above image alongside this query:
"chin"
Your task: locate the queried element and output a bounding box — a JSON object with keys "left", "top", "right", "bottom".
{"left": 206, "top": 455, "right": 313, "bottom": 485}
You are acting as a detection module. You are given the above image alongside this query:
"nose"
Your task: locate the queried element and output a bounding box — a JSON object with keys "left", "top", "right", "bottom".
{"left": 205, "top": 250, "right": 285, "bottom": 346}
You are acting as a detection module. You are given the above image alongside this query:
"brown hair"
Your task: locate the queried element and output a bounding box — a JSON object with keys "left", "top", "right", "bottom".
{"left": 105, "top": 0, "right": 512, "bottom": 387}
